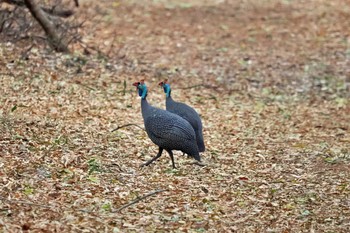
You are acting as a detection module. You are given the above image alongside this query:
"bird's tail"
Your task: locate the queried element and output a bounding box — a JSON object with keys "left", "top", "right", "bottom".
{"left": 196, "top": 132, "right": 205, "bottom": 152}
{"left": 191, "top": 151, "right": 201, "bottom": 162}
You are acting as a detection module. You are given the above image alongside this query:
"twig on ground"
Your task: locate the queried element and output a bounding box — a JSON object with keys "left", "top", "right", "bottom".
{"left": 1, "top": 189, "right": 167, "bottom": 214}
{"left": 112, "top": 189, "right": 168, "bottom": 213}
{"left": 111, "top": 123, "right": 144, "bottom": 132}
{"left": 0, "top": 196, "right": 95, "bottom": 213}
{"left": 0, "top": 196, "right": 57, "bottom": 211}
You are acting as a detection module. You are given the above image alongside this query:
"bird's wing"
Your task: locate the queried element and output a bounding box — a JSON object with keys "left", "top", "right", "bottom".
{"left": 144, "top": 111, "right": 194, "bottom": 141}
{"left": 169, "top": 102, "right": 201, "bottom": 129}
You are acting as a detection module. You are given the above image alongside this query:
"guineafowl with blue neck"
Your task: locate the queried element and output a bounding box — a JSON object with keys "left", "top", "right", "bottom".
{"left": 159, "top": 79, "right": 205, "bottom": 152}
{"left": 132, "top": 80, "right": 200, "bottom": 168}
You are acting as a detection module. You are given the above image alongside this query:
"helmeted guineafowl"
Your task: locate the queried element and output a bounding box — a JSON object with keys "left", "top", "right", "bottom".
{"left": 133, "top": 79, "right": 200, "bottom": 168}
{"left": 158, "top": 79, "right": 205, "bottom": 152}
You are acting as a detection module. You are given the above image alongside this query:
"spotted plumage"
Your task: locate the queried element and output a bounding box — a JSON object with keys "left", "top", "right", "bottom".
{"left": 133, "top": 80, "right": 200, "bottom": 168}
{"left": 159, "top": 79, "right": 205, "bottom": 152}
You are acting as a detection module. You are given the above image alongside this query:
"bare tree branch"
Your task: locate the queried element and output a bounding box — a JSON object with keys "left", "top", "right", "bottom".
{"left": 24, "top": 0, "right": 69, "bottom": 52}
{"left": 2, "top": 0, "right": 77, "bottom": 18}
{"left": 42, "top": 7, "right": 74, "bottom": 18}
{"left": 112, "top": 189, "right": 168, "bottom": 213}
{"left": 1, "top": 0, "right": 25, "bottom": 6}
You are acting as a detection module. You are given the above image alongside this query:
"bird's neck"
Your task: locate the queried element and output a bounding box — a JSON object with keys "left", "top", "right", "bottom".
{"left": 141, "top": 97, "right": 149, "bottom": 110}
{"left": 141, "top": 97, "right": 148, "bottom": 106}
{"left": 166, "top": 95, "right": 174, "bottom": 102}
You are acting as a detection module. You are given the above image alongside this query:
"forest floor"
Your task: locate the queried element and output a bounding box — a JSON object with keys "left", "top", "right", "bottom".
{"left": 0, "top": 0, "right": 349, "bottom": 232}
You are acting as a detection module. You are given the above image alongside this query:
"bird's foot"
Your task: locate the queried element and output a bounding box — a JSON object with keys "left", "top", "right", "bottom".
{"left": 191, "top": 161, "right": 206, "bottom": 167}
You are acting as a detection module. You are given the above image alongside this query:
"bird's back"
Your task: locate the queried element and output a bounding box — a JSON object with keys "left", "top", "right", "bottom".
{"left": 166, "top": 97, "right": 205, "bottom": 152}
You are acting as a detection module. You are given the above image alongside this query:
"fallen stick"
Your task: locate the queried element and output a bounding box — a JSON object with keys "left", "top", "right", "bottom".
{"left": 112, "top": 189, "right": 168, "bottom": 213}
{"left": 1, "top": 189, "right": 168, "bottom": 214}
{"left": 111, "top": 123, "right": 144, "bottom": 132}
{"left": 0, "top": 196, "right": 92, "bottom": 213}
{"left": 0, "top": 196, "right": 57, "bottom": 210}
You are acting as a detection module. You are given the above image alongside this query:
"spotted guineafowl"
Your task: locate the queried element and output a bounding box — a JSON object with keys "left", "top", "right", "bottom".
{"left": 159, "top": 79, "right": 205, "bottom": 152}
{"left": 133, "top": 80, "right": 200, "bottom": 168}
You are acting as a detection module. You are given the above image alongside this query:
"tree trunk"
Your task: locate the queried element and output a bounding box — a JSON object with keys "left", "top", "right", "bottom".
{"left": 24, "top": 0, "right": 69, "bottom": 52}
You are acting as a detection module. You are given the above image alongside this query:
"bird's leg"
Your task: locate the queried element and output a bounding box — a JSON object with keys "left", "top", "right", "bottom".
{"left": 166, "top": 150, "right": 176, "bottom": 169}
{"left": 141, "top": 147, "right": 163, "bottom": 167}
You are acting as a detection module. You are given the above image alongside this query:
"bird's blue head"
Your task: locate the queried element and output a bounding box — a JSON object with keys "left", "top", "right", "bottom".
{"left": 133, "top": 80, "right": 147, "bottom": 99}
{"left": 158, "top": 79, "right": 171, "bottom": 98}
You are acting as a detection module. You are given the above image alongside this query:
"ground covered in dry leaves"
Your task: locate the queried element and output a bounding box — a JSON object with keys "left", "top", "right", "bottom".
{"left": 0, "top": 0, "right": 349, "bottom": 232}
